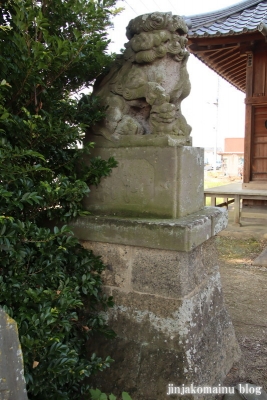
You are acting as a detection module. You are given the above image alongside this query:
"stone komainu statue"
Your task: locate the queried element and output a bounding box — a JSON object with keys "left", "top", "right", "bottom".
{"left": 88, "top": 12, "right": 191, "bottom": 144}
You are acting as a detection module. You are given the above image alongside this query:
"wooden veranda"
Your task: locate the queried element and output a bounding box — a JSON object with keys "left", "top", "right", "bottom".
{"left": 186, "top": 0, "right": 267, "bottom": 191}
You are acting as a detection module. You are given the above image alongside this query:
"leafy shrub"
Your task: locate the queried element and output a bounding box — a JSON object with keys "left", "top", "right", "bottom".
{"left": 90, "top": 389, "right": 132, "bottom": 400}
{"left": 0, "top": 0, "right": 120, "bottom": 398}
{"left": 0, "top": 217, "right": 116, "bottom": 398}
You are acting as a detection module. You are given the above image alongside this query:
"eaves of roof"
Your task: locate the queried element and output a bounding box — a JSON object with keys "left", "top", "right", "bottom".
{"left": 186, "top": 0, "right": 267, "bottom": 38}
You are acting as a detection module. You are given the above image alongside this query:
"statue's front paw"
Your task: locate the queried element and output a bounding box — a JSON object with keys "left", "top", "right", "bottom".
{"left": 115, "top": 116, "right": 144, "bottom": 136}
{"left": 150, "top": 102, "right": 176, "bottom": 123}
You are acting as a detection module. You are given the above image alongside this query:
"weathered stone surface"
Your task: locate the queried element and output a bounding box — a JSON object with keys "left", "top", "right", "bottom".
{"left": 83, "top": 238, "right": 240, "bottom": 399}
{"left": 88, "top": 134, "right": 191, "bottom": 148}
{"left": 0, "top": 308, "right": 28, "bottom": 400}
{"left": 83, "top": 145, "right": 204, "bottom": 218}
{"left": 89, "top": 307, "right": 238, "bottom": 399}
{"left": 82, "top": 242, "right": 133, "bottom": 289}
{"left": 72, "top": 207, "right": 228, "bottom": 253}
{"left": 86, "top": 336, "right": 184, "bottom": 399}
{"left": 85, "top": 12, "right": 191, "bottom": 145}
{"left": 131, "top": 242, "right": 216, "bottom": 297}
{"left": 83, "top": 236, "right": 218, "bottom": 297}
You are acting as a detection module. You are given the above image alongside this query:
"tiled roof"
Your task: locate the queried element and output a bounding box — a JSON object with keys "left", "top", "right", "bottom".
{"left": 186, "top": 0, "right": 267, "bottom": 38}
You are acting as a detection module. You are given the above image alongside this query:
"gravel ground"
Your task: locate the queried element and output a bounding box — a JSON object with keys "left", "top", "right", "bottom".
{"left": 215, "top": 235, "right": 267, "bottom": 391}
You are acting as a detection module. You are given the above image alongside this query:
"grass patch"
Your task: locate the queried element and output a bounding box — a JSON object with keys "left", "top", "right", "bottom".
{"left": 215, "top": 236, "right": 265, "bottom": 266}
{"left": 204, "top": 179, "right": 231, "bottom": 189}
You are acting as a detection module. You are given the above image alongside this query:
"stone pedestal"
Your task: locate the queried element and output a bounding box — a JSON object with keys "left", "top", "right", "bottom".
{"left": 71, "top": 209, "right": 240, "bottom": 399}
{"left": 73, "top": 9, "right": 241, "bottom": 397}
{"left": 84, "top": 136, "right": 203, "bottom": 218}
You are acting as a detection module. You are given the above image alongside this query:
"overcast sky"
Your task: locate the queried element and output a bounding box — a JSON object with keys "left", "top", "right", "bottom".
{"left": 107, "top": 0, "right": 246, "bottom": 149}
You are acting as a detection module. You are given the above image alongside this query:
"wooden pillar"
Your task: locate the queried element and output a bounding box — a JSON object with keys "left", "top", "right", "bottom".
{"left": 244, "top": 51, "right": 253, "bottom": 183}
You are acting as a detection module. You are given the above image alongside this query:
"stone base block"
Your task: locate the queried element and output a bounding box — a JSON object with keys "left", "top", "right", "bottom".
{"left": 83, "top": 144, "right": 204, "bottom": 218}
{"left": 82, "top": 236, "right": 240, "bottom": 399}
{"left": 71, "top": 207, "right": 228, "bottom": 253}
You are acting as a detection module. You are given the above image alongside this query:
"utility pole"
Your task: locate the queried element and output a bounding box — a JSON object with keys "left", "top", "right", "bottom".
{"left": 213, "top": 77, "right": 220, "bottom": 171}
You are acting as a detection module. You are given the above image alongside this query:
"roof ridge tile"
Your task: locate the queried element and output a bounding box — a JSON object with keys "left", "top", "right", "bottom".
{"left": 187, "top": 0, "right": 267, "bottom": 37}
{"left": 187, "top": 0, "right": 265, "bottom": 31}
